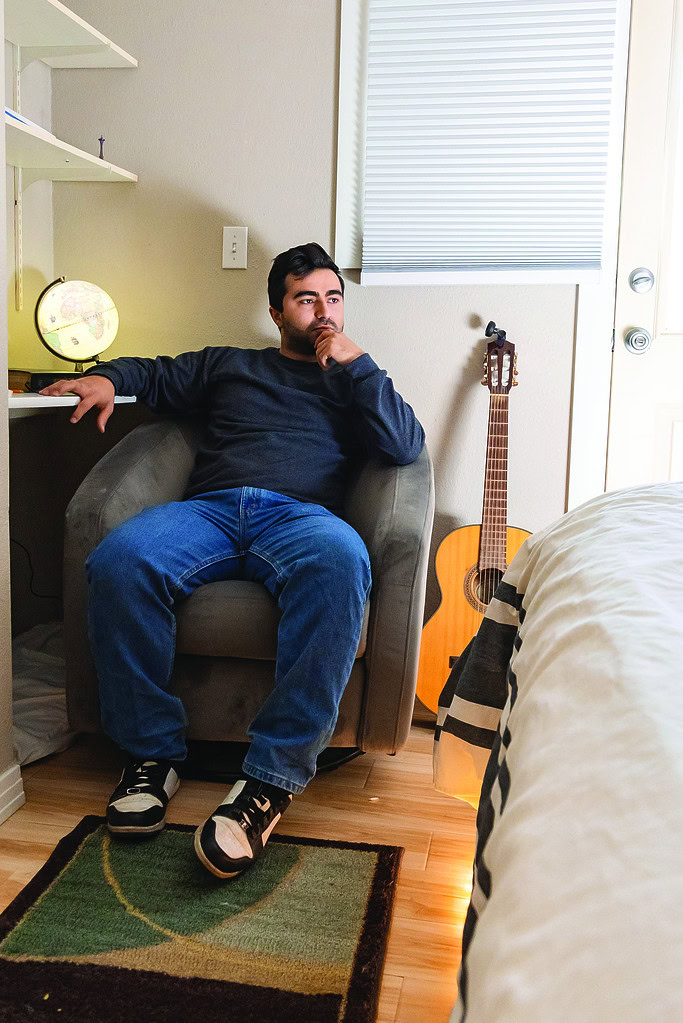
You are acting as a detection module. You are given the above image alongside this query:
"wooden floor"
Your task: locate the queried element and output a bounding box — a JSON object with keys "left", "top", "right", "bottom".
{"left": 0, "top": 724, "right": 477, "bottom": 1023}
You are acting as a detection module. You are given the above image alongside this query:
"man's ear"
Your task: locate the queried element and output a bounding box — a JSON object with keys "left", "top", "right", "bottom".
{"left": 269, "top": 306, "right": 283, "bottom": 330}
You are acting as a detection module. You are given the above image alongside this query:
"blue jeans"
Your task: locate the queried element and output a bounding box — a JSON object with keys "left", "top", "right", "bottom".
{"left": 85, "top": 488, "right": 371, "bottom": 793}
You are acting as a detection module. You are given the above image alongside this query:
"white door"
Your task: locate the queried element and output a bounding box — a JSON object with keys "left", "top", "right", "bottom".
{"left": 607, "top": 0, "right": 683, "bottom": 488}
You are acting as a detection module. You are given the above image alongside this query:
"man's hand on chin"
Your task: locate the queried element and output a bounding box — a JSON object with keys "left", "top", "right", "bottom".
{"left": 312, "top": 329, "right": 366, "bottom": 371}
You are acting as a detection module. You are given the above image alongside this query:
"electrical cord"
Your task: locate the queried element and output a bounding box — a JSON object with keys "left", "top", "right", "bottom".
{"left": 315, "top": 747, "right": 366, "bottom": 772}
{"left": 180, "top": 741, "right": 366, "bottom": 782}
{"left": 10, "top": 537, "right": 61, "bottom": 601}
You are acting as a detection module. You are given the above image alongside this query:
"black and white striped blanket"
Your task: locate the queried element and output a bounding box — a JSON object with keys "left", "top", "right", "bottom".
{"left": 433, "top": 555, "right": 527, "bottom": 1022}
{"left": 432, "top": 482, "right": 683, "bottom": 1023}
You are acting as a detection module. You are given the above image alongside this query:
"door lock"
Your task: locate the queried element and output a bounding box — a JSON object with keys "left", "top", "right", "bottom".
{"left": 628, "top": 267, "right": 655, "bottom": 293}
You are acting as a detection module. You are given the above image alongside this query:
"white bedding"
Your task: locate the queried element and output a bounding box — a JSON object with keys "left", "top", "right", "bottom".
{"left": 434, "top": 483, "right": 683, "bottom": 1022}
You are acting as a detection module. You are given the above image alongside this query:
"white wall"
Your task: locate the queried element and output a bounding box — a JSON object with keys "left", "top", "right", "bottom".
{"left": 49, "top": 0, "right": 576, "bottom": 613}
{"left": 1, "top": 0, "right": 26, "bottom": 823}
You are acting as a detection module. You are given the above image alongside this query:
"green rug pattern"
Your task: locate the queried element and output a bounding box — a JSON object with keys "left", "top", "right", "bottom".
{"left": 0, "top": 816, "right": 402, "bottom": 1023}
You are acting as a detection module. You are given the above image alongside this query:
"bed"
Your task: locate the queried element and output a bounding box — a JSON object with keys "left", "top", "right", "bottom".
{"left": 433, "top": 482, "right": 683, "bottom": 1023}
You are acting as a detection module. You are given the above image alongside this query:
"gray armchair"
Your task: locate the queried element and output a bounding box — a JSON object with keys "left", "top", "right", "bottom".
{"left": 63, "top": 417, "right": 434, "bottom": 753}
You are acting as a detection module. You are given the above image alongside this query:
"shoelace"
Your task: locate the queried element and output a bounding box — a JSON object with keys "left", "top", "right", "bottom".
{"left": 125, "top": 761, "right": 158, "bottom": 795}
{"left": 234, "top": 792, "right": 270, "bottom": 832}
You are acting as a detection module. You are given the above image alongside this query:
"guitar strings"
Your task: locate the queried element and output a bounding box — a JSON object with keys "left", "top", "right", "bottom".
{"left": 495, "top": 391, "right": 508, "bottom": 600}
{"left": 481, "top": 390, "right": 491, "bottom": 602}
{"left": 487, "top": 379, "right": 504, "bottom": 598}
{"left": 482, "top": 388, "right": 493, "bottom": 603}
{"left": 482, "top": 388, "right": 491, "bottom": 603}
{"left": 481, "top": 384, "right": 508, "bottom": 604}
{"left": 486, "top": 394, "right": 498, "bottom": 604}
{"left": 492, "top": 391, "right": 508, "bottom": 601}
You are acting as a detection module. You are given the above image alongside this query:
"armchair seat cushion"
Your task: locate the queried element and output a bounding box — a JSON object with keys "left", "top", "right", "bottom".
{"left": 175, "top": 580, "right": 370, "bottom": 660}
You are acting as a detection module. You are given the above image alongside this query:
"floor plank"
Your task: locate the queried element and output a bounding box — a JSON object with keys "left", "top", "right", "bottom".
{"left": 0, "top": 725, "right": 476, "bottom": 1023}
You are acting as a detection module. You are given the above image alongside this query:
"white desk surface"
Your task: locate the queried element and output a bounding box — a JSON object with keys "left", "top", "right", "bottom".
{"left": 8, "top": 393, "right": 136, "bottom": 419}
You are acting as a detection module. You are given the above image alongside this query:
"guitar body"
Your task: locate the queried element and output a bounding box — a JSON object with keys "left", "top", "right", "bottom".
{"left": 416, "top": 523, "right": 531, "bottom": 714}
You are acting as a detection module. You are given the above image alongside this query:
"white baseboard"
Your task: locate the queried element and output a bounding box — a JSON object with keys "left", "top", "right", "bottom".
{"left": 0, "top": 762, "right": 25, "bottom": 826}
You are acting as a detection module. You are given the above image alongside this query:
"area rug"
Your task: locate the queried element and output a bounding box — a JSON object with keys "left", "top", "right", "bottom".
{"left": 0, "top": 815, "right": 402, "bottom": 1023}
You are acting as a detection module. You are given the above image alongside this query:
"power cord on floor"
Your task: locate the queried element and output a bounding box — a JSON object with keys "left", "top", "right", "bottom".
{"left": 10, "top": 537, "right": 61, "bottom": 601}
{"left": 180, "top": 741, "right": 366, "bottom": 783}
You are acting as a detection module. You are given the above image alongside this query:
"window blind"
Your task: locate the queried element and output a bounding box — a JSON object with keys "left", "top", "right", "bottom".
{"left": 361, "top": 0, "right": 620, "bottom": 284}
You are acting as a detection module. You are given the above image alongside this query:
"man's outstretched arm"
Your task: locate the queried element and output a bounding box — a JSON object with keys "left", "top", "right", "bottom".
{"left": 40, "top": 347, "right": 223, "bottom": 431}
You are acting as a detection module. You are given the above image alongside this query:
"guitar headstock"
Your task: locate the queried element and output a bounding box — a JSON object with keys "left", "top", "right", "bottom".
{"left": 481, "top": 321, "right": 518, "bottom": 393}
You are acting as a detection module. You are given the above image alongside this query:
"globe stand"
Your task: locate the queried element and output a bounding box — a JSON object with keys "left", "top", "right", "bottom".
{"left": 72, "top": 358, "right": 100, "bottom": 373}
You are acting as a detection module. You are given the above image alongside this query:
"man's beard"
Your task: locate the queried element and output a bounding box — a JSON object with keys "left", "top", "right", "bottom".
{"left": 280, "top": 318, "right": 343, "bottom": 358}
{"left": 282, "top": 329, "right": 317, "bottom": 357}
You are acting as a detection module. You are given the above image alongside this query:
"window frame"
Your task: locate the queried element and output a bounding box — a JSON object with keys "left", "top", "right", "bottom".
{"left": 335, "top": 0, "right": 630, "bottom": 291}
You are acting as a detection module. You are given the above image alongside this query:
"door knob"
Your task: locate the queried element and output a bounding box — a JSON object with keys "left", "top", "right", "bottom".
{"left": 623, "top": 328, "right": 652, "bottom": 354}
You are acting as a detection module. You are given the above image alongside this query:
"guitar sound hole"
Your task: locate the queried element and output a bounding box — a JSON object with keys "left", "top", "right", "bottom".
{"left": 477, "top": 568, "right": 504, "bottom": 605}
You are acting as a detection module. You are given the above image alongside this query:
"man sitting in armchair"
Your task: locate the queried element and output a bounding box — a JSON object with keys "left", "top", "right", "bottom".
{"left": 42, "top": 242, "right": 424, "bottom": 880}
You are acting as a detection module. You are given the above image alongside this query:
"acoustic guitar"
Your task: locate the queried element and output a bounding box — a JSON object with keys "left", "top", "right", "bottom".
{"left": 416, "top": 322, "right": 531, "bottom": 714}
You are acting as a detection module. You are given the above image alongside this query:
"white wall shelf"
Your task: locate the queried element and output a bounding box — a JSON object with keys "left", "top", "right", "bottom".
{"left": 5, "top": 0, "right": 137, "bottom": 70}
{"left": 4, "top": 0, "right": 138, "bottom": 310}
{"left": 5, "top": 113, "right": 137, "bottom": 185}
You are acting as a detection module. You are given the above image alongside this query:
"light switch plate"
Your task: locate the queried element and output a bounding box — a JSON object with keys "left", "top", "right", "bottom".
{"left": 222, "top": 226, "right": 248, "bottom": 268}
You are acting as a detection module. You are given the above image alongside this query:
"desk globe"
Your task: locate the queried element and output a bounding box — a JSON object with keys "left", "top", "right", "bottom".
{"left": 34, "top": 277, "right": 119, "bottom": 371}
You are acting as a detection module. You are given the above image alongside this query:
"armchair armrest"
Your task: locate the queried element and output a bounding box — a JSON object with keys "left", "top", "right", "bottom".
{"left": 344, "top": 446, "right": 435, "bottom": 752}
{"left": 64, "top": 418, "right": 203, "bottom": 728}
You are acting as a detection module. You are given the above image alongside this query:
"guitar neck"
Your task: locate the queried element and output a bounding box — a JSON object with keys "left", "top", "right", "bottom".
{"left": 479, "top": 392, "right": 509, "bottom": 571}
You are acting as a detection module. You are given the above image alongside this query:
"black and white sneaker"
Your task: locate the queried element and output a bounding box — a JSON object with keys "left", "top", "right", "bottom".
{"left": 194, "top": 778, "right": 293, "bottom": 879}
{"left": 106, "top": 759, "right": 180, "bottom": 835}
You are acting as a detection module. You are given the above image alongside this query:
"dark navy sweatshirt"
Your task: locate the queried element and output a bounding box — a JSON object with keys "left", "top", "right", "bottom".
{"left": 87, "top": 346, "right": 424, "bottom": 513}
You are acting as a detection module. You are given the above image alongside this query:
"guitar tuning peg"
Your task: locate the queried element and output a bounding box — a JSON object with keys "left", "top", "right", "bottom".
{"left": 481, "top": 377, "right": 488, "bottom": 385}
{"left": 512, "top": 379, "right": 519, "bottom": 386}
{"left": 513, "top": 369, "right": 519, "bottom": 376}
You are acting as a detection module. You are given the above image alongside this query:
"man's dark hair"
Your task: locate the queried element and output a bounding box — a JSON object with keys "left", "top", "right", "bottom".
{"left": 268, "top": 242, "right": 345, "bottom": 312}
